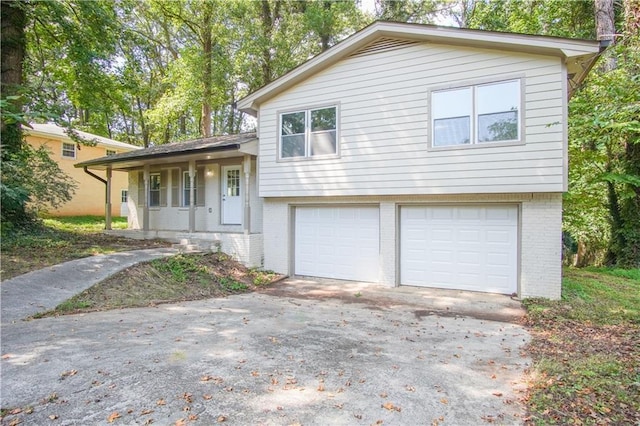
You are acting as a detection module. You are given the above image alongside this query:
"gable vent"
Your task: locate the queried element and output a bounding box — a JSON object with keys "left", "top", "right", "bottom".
{"left": 349, "top": 37, "right": 420, "bottom": 58}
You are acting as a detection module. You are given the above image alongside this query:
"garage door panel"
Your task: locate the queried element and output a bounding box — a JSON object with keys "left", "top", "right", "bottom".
{"left": 295, "top": 206, "right": 380, "bottom": 282}
{"left": 401, "top": 205, "right": 517, "bottom": 294}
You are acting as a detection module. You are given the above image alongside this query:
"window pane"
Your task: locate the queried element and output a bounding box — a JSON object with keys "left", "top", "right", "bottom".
{"left": 311, "top": 130, "right": 336, "bottom": 155}
{"left": 282, "top": 112, "right": 305, "bottom": 135}
{"left": 478, "top": 111, "right": 518, "bottom": 142}
{"left": 62, "top": 143, "right": 75, "bottom": 157}
{"left": 432, "top": 87, "right": 471, "bottom": 119}
{"left": 150, "top": 175, "right": 161, "bottom": 190}
{"left": 150, "top": 191, "right": 160, "bottom": 206}
{"left": 311, "top": 107, "right": 336, "bottom": 131}
{"left": 477, "top": 80, "right": 520, "bottom": 115}
{"left": 282, "top": 134, "right": 305, "bottom": 158}
{"left": 433, "top": 116, "right": 470, "bottom": 146}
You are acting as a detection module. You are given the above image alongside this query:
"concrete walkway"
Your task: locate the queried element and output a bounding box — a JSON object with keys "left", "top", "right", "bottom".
{"left": 1, "top": 248, "right": 178, "bottom": 324}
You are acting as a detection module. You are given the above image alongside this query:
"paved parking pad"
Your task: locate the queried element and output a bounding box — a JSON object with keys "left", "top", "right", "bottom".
{"left": 1, "top": 280, "right": 530, "bottom": 425}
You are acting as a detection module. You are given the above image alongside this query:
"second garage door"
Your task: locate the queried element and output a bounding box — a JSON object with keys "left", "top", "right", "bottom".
{"left": 295, "top": 206, "right": 380, "bottom": 282}
{"left": 400, "top": 205, "right": 518, "bottom": 294}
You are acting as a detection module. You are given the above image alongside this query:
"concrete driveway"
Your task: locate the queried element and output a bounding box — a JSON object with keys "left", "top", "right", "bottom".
{"left": 1, "top": 277, "right": 530, "bottom": 425}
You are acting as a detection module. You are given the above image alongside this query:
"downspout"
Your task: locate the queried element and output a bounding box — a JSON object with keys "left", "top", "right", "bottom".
{"left": 82, "top": 166, "right": 112, "bottom": 230}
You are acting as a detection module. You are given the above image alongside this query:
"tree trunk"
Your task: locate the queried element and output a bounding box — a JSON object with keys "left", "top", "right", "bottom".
{"left": 595, "top": 0, "right": 617, "bottom": 69}
{"left": 200, "top": 7, "right": 213, "bottom": 138}
{"left": 1, "top": 0, "right": 27, "bottom": 159}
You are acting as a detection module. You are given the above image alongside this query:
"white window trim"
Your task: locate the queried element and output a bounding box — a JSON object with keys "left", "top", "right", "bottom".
{"left": 277, "top": 104, "right": 340, "bottom": 161}
{"left": 428, "top": 77, "right": 525, "bottom": 151}
{"left": 62, "top": 142, "right": 76, "bottom": 159}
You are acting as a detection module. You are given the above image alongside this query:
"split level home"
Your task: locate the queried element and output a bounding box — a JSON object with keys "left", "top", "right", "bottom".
{"left": 25, "top": 122, "right": 141, "bottom": 217}
{"left": 77, "top": 21, "right": 603, "bottom": 299}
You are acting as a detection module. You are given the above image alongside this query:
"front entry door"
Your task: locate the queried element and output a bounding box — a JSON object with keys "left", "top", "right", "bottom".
{"left": 222, "top": 165, "right": 242, "bottom": 224}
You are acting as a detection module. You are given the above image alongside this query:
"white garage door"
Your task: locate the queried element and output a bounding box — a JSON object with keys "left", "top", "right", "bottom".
{"left": 401, "top": 205, "right": 518, "bottom": 294}
{"left": 295, "top": 206, "right": 380, "bottom": 282}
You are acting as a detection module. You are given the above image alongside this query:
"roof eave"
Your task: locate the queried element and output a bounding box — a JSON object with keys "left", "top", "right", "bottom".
{"left": 75, "top": 143, "right": 242, "bottom": 170}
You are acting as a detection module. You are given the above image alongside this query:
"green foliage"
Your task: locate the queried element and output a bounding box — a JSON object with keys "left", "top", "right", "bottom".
{"left": 567, "top": 34, "right": 640, "bottom": 267}
{"left": 152, "top": 254, "right": 207, "bottom": 282}
{"left": 218, "top": 276, "right": 248, "bottom": 292}
{"left": 1, "top": 143, "right": 76, "bottom": 224}
{"left": 524, "top": 268, "right": 640, "bottom": 423}
{"left": 524, "top": 268, "right": 640, "bottom": 325}
{"left": 248, "top": 268, "right": 280, "bottom": 286}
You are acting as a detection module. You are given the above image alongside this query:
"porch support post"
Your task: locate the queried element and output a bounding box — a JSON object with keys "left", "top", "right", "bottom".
{"left": 189, "top": 160, "right": 195, "bottom": 233}
{"left": 105, "top": 166, "right": 112, "bottom": 230}
{"left": 243, "top": 154, "right": 251, "bottom": 235}
{"left": 143, "top": 164, "right": 150, "bottom": 232}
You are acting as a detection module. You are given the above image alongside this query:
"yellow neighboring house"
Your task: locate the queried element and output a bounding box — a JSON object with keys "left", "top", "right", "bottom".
{"left": 24, "top": 123, "right": 141, "bottom": 217}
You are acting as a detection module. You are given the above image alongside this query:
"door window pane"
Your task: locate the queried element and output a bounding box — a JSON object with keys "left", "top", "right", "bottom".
{"left": 226, "top": 169, "right": 240, "bottom": 197}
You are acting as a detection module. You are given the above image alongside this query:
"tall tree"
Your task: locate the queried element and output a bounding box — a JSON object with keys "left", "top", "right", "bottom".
{"left": 1, "top": 0, "right": 27, "bottom": 158}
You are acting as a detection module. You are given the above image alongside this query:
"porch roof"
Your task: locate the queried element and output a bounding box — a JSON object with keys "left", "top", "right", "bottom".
{"left": 75, "top": 133, "right": 258, "bottom": 171}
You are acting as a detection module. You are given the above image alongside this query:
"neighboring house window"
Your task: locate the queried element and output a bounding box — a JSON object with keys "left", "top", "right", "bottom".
{"left": 121, "top": 190, "right": 128, "bottom": 203}
{"left": 149, "top": 173, "right": 161, "bottom": 207}
{"left": 106, "top": 149, "right": 117, "bottom": 156}
{"left": 280, "top": 106, "right": 337, "bottom": 159}
{"left": 431, "top": 79, "right": 520, "bottom": 147}
{"left": 183, "top": 171, "right": 197, "bottom": 206}
{"left": 62, "top": 142, "right": 76, "bottom": 158}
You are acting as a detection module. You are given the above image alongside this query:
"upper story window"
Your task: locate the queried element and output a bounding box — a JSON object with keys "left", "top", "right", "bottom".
{"left": 431, "top": 79, "right": 521, "bottom": 148}
{"left": 149, "top": 173, "right": 161, "bottom": 207}
{"left": 106, "top": 149, "right": 117, "bottom": 156}
{"left": 62, "top": 142, "right": 76, "bottom": 159}
{"left": 280, "top": 106, "right": 338, "bottom": 159}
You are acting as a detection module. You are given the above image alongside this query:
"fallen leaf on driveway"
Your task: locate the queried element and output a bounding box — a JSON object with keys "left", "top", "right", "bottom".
{"left": 60, "top": 370, "right": 78, "bottom": 378}
{"left": 382, "top": 402, "right": 401, "bottom": 412}
{"left": 141, "top": 409, "right": 154, "bottom": 415}
{"left": 49, "top": 415, "right": 58, "bottom": 420}
{"left": 492, "top": 392, "right": 503, "bottom": 397}
{"left": 175, "top": 419, "right": 186, "bottom": 426}
{"left": 203, "top": 394, "right": 213, "bottom": 400}
{"left": 107, "top": 412, "right": 121, "bottom": 423}
{"left": 440, "top": 398, "right": 449, "bottom": 405}
{"left": 217, "top": 415, "right": 227, "bottom": 422}
{"left": 156, "top": 399, "right": 166, "bottom": 406}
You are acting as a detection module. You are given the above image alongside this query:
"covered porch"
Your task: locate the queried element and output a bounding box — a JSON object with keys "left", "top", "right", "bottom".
{"left": 75, "top": 133, "right": 264, "bottom": 267}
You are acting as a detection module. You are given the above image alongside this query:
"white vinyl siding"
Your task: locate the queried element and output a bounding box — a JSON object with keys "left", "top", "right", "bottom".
{"left": 257, "top": 42, "right": 566, "bottom": 197}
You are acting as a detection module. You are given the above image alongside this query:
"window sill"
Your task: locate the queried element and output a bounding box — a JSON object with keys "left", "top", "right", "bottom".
{"left": 277, "top": 153, "right": 341, "bottom": 163}
{"left": 427, "top": 140, "right": 524, "bottom": 152}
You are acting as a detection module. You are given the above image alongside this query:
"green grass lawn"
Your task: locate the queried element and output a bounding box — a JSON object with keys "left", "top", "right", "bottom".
{"left": 523, "top": 267, "right": 640, "bottom": 425}
{"left": 1, "top": 216, "right": 168, "bottom": 280}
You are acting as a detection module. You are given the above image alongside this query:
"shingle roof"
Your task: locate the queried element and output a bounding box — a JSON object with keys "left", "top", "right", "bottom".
{"left": 75, "top": 133, "right": 257, "bottom": 168}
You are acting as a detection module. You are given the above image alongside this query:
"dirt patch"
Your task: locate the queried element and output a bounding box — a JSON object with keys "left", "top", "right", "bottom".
{"left": 36, "top": 252, "right": 284, "bottom": 316}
